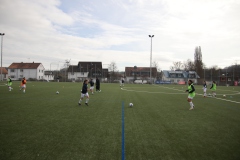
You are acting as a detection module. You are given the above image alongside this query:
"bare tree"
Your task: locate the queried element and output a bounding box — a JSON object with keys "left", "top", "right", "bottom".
{"left": 170, "top": 61, "right": 183, "bottom": 71}
{"left": 182, "top": 59, "right": 195, "bottom": 71}
{"left": 65, "top": 59, "right": 71, "bottom": 82}
{"left": 194, "top": 46, "right": 204, "bottom": 78}
{"left": 108, "top": 61, "right": 118, "bottom": 82}
{"left": 153, "top": 60, "right": 162, "bottom": 80}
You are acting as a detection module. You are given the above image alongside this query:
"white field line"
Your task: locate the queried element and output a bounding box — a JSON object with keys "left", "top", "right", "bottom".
{"left": 154, "top": 85, "right": 240, "bottom": 104}
{"left": 120, "top": 87, "right": 186, "bottom": 94}
{"left": 155, "top": 85, "right": 240, "bottom": 95}
{"left": 122, "top": 85, "right": 240, "bottom": 104}
{"left": 213, "top": 97, "right": 240, "bottom": 104}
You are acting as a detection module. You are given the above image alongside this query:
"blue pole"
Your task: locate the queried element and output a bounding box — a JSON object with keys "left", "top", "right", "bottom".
{"left": 121, "top": 101, "right": 125, "bottom": 160}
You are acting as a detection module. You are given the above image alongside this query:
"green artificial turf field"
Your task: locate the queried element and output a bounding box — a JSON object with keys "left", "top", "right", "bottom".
{"left": 0, "top": 81, "right": 240, "bottom": 160}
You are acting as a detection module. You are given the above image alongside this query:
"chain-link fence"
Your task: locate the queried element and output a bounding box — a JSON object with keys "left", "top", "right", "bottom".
{"left": 200, "top": 68, "right": 240, "bottom": 86}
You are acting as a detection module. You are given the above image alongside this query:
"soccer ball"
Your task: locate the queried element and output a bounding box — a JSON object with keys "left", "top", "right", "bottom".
{"left": 56, "top": 91, "right": 59, "bottom": 94}
{"left": 129, "top": 103, "right": 133, "bottom": 107}
{"left": 223, "top": 95, "right": 226, "bottom": 97}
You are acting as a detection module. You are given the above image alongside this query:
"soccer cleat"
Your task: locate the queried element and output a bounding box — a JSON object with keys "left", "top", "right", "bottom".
{"left": 85, "top": 103, "right": 88, "bottom": 106}
{"left": 189, "top": 107, "right": 194, "bottom": 110}
{"left": 78, "top": 102, "right": 81, "bottom": 106}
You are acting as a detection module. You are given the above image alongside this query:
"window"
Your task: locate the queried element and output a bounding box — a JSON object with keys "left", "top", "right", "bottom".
{"left": 20, "top": 69, "right": 23, "bottom": 72}
{"left": 71, "top": 72, "right": 74, "bottom": 75}
{"left": 20, "top": 75, "right": 23, "bottom": 78}
{"left": 11, "top": 75, "right": 15, "bottom": 78}
{"left": 81, "top": 73, "right": 84, "bottom": 75}
{"left": 11, "top": 69, "right": 15, "bottom": 72}
{"left": 170, "top": 74, "right": 176, "bottom": 78}
{"left": 39, "top": 70, "right": 40, "bottom": 72}
{"left": 189, "top": 74, "right": 195, "bottom": 78}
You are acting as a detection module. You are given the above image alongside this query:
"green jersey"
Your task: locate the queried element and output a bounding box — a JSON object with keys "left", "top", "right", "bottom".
{"left": 211, "top": 83, "right": 216, "bottom": 91}
{"left": 7, "top": 78, "right": 12, "bottom": 86}
{"left": 188, "top": 84, "right": 195, "bottom": 97}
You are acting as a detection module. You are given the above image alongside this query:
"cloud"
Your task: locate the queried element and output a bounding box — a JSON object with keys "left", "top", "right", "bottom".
{"left": 0, "top": 0, "right": 240, "bottom": 72}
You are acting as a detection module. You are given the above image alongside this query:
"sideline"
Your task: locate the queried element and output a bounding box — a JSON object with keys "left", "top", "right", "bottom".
{"left": 121, "top": 88, "right": 186, "bottom": 94}
{"left": 121, "top": 85, "right": 240, "bottom": 104}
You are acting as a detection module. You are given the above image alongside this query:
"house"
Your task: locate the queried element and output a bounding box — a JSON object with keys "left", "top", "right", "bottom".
{"left": 44, "top": 71, "right": 55, "bottom": 81}
{"left": 162, "top": 70, "right": 200, "bottom": 84}
{"left": 125, "top": 66, "right": 157, "bottom": 83}
{"left": 8, "top": 62, "right": 45, "bottom": 80}
{"left": 67, "top": 62, "right": 104, "bottom": 81}
{"left": 0, "top": 67, "right": 8, "bottom": 80}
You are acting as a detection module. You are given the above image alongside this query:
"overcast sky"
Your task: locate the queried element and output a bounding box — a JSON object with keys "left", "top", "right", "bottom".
{"left": 0, "top": 0, "right": 240, "bottom": 71}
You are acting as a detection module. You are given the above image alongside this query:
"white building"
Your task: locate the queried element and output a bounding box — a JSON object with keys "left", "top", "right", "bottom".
{"left": 8, "top": 62, "right": 45, "bottom": 80}
{"left": 67, "top": 62, "right": 103, "bottom": 81}
{"left": 162, "top": 70, "right": 199, "bottom": 84}
{"left": 67, "top": 65, "right": 89, "bottom": 81}
{"left": 44, "top": 71, "right": 55, "bottom": 81}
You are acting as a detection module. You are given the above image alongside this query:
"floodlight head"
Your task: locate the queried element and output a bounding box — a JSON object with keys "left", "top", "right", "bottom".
{"left": 149, "top": 35, "right": 151, "bottom": 37}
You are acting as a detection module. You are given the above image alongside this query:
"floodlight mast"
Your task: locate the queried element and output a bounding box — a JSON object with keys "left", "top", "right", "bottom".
{"left": 149, "top": 35, "right": 154, "bottom": 84}
{"left": 0, "top": 33, "right": 5, "bottom": 81}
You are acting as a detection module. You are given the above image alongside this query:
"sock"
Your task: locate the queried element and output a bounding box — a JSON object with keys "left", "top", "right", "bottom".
{"left": 86, "top": 98, "right": 89, "bottom": 103}
{"left": 189, "top": 102, "right": 194, "bottom": 108}
{"left": 79, "top": 99, "right": 82, "bottom": 103}
{"left": 23, "top": 90, "right": 25, "bottom": 93}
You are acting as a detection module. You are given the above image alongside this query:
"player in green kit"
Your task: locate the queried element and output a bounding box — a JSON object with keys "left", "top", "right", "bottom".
{"left": 7, "top": 76, "right": 13, "bottom": 91}
{"left": 185, "top": 80, "right": 195, "bottom": 110}
{"left": 210, "top": 81, "right": 217, "bottom": 97}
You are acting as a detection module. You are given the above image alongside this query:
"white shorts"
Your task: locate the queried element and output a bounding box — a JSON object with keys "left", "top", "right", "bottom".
{"left": 203, "top": 88, "right": 207, "bottom": 93}
{"left": 90, "top": 86, "right": 94, "bottom": 90}
{"left": 81, "top": 92, "right": 89, "bottom": 98}
{"left": 22, "top": 84, "right": 26, "bottom": 88}
{"left": 188, "top": 95, "right": 194, "bottom": 99}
